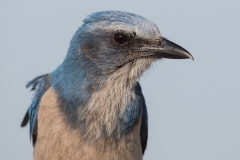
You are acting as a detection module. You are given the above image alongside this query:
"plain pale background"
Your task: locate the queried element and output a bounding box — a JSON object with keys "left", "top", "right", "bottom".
{"left": 1, "top": 0, "right": 240, "bottom": 160}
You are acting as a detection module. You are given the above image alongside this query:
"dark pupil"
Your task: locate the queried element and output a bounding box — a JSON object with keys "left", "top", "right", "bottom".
{"left": 114, "top": 34, "right": 127, "bottom": 44}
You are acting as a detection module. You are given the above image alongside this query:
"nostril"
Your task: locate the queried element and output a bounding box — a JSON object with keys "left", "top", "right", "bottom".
{"left": 133, "top": 32, "right": 136, "bottom": 37}
{"left": 158, "top": 39, "right": 162, "bottom": 45}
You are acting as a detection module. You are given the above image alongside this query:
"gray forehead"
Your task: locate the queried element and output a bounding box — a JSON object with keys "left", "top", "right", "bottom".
{"left": 84, "top": 11, "right": 149, "bottom": 25}
{"left": 83, "top": 11, "right": 160, "bottom": 36}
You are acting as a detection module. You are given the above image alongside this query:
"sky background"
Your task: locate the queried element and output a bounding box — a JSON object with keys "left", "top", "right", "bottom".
{"left": 1, "top": 0, "right": 240, "bottom": 160}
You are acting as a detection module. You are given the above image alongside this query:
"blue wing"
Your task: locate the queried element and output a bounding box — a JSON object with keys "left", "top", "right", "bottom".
{"left": 21, "top": 74, "right": 50, "bottom": 145}
{"left": 135, "top": 82, "right": 148, "bottom": 154}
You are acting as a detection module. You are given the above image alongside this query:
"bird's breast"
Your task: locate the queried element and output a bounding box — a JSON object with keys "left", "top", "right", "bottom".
{"left": 34, "top": 87, "right": 143, "bottom": 160}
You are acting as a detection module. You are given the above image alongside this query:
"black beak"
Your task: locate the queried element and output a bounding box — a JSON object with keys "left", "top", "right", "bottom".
{"left": 154, "top": 37, "right": 194, "bottom": 60}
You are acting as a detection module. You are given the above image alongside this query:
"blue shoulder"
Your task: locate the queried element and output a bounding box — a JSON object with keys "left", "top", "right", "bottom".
{"left": 21, "top": 74, "right": 50, "bottom": 145}
{"left": 135, "top": 82, "right": 148, "bottom": 154}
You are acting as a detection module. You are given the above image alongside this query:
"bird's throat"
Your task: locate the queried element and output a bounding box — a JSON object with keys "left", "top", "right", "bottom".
{"left": 51, "top": 69, "right": 141, "bottom": 143}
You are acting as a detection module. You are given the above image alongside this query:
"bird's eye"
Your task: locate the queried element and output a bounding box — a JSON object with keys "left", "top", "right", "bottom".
{"left": 114, "top": 34, "right": 128, "bottom": 45}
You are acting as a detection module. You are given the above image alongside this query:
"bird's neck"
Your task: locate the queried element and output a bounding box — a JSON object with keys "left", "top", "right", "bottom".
{"left": 50, "top": 61, "right": 141, "bottom": 143}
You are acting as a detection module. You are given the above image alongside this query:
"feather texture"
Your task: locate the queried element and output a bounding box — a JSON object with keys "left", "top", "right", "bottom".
{"left": 21, "top": 74, "right": 50, "bottom": 145}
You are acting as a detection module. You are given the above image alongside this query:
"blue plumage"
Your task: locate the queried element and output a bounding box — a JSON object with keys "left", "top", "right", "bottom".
{"left": 21, "top": 74, "right": 50, "bottom": 145}
{"left": 21, "top": 11, "right": 193, "bottom": 159}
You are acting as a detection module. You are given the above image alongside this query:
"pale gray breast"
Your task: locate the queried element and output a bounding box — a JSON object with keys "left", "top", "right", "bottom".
{"left": 35, "top": 87, "right": 143, "bottom": 160}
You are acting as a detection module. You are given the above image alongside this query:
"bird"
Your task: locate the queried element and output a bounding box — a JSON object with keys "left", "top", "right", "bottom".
{"left": 21, "top": 11, "right": 193, "bottom": 160}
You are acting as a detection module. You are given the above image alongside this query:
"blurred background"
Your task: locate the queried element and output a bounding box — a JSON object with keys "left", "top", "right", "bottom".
{"left": 1, "top": 0, "right": 240, "bottom": 159}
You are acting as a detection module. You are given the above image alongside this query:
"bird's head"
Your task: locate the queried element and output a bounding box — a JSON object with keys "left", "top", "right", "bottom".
{"left": 64, "top": 11, "right": 193, "bottom": 84}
